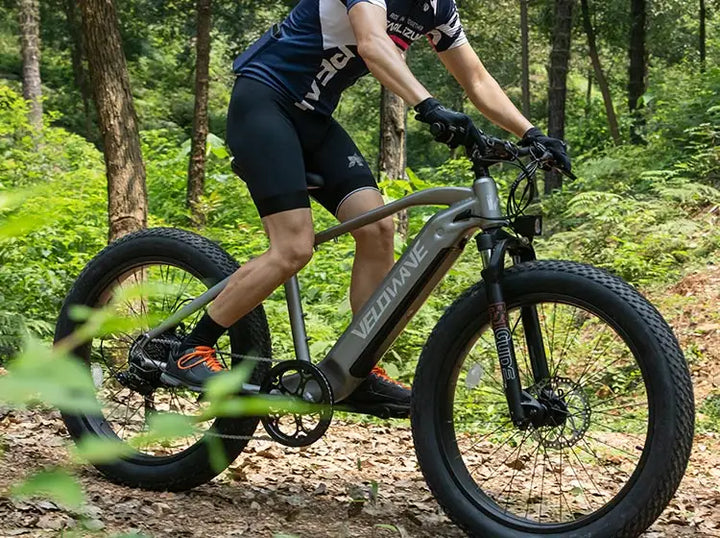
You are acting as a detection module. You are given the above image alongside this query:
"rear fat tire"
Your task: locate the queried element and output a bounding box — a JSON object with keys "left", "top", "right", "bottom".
{"left": 54, "top": 227, "right": 272, "bottom": 491}
{"left": 411, "top": 260, "right": 694, "bottom": 537}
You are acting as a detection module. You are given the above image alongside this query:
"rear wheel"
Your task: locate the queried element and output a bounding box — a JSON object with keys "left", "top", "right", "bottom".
{"left": 54, "top": 228, "right": 271, "bottom": 491}
{"left": 412, "top": 260, "right": 694, "bottom": 537}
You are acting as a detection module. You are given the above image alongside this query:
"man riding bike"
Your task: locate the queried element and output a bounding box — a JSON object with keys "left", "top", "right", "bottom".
{"left": 161, "top": 0, "right": 572, "bottom": 418}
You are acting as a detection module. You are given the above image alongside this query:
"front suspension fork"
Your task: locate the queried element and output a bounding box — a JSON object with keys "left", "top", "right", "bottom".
{"left": 477, "top": 230, "right": 549, "bottom": 428}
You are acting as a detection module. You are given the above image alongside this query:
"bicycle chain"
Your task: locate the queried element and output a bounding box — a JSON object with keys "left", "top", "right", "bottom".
{"left": 133, "top": 338, "right": 319, "bottom": 443}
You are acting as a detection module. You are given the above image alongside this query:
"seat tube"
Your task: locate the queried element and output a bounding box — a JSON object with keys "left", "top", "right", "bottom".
{"left": 284, "top": 275, "right": 311, "bottom": 363}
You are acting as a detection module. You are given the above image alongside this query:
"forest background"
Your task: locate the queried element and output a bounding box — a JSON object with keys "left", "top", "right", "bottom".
{"left": 0, "top": 0, "right": 719, "bottom": 439}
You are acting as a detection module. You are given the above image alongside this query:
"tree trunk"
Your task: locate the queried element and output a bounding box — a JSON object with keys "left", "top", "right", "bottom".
{"left": 187, "top": 0, "right": 212, "bottom": 227}
{"left": 18, "top": 0, "right": 42, "bottom": 132}
{"left": 79, "top": 0, "right": 147, "bottom": 242}
{"left": 545, "top": 0, "right": 573, "bottom": 194}
{"left": 378, "top": 86, "right": 407, "bottom": 239}
{"left": 580, "top": 0, "right": 621, "bottom": 144}
{"left": 628, "top": 0, "right": 647, "bottom": 141}
{"left": 700, "top": 0, "right": 706, "bottom": 72}
{"left": 585, "top": 69, "right": 592, "bottom": 118}
{"left": 520, "top": 0, "right": 531, "bottom": 117}
{"left": 64, "top": 0, "right": 92, "bottom": 138}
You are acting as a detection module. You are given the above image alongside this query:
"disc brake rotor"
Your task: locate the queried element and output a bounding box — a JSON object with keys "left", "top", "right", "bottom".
{"left": 531, "top": 376, "right": 591, "bottom": 449}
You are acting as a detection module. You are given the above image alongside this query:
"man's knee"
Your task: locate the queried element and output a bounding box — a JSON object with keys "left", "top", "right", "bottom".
{"left": 269, "top": 234, "right": 314, "bottom": 276}
{"left": 352, "top": 217, "right": 395, "bottom": 252}
{"left": 264, "top": 208, "right": 315, "bottom": 276}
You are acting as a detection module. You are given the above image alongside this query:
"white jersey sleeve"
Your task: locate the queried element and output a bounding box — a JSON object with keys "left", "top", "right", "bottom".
{"left": 426, "top": 0, "right": 468, "bottom": 52}
{"left": 345, "top": 0, "right": 387, "bottom": 11}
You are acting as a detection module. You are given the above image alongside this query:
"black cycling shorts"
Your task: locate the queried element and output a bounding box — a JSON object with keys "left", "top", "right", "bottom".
{"left": 226, "top": 76, "right": 378, "bottom": 218}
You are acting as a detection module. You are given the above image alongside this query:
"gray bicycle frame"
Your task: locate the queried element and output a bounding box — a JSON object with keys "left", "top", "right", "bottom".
{"left": 144, "top": 175, "right": 506, "bottom": 401}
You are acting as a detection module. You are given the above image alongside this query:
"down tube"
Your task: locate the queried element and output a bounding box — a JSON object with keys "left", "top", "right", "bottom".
{"left": 318, "top": 209, "right": 478, "bottom": 401}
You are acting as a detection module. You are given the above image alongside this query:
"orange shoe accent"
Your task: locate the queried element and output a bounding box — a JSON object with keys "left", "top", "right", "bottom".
{"left": 371, "top": 366, "right": 409, "bottom": 389}
{"left": 177, "top": 346, "right": 224, "bottom": 373}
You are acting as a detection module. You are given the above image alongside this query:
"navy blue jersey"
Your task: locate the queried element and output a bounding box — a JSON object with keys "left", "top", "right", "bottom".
{"left": 233, "top": 0, "right": 467, "bottom": 116}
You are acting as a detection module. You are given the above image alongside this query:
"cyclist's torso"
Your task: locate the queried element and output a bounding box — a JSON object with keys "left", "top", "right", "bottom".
{"left": 233, "top": 0, "right": 467, "bottom": 116}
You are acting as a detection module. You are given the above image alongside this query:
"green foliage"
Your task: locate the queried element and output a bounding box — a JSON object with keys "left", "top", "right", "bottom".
{"left": 0, "top": 339, "right": 100, "bottom": 413}
{"left": 0, "top": 85, "right": 107, "bottom": 353}
{"left": 698, "top": 392, "right": 720, "bottom": 432}
{"left": 536, "top": 65, "right": 720, "bottom": 285}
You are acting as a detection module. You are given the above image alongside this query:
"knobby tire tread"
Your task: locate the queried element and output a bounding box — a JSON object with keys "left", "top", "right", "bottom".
{"left": 56, "top": 227, "right": 272, "bottom": 492}
{"left": 411, "top": 260, "right": 694, "bottom": 538}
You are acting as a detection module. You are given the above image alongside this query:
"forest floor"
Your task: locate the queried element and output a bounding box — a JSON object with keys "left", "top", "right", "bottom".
{"left": 1, "top": 265, "right": 720, "bottom": 538}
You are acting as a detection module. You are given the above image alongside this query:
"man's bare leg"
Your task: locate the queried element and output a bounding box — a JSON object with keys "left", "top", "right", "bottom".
{"left": 336, "top": 188, "right": 395, "bottom": 314}
{"left": 208, "top": 208, "right": 315, "bottom": 326}
{"left": 164, "top": 207, "right": 315, "bottom": 388}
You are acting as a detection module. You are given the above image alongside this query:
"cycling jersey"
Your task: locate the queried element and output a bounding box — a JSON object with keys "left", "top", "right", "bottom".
{"left": 233, "top": 0, "right": 468, "bottom": 116}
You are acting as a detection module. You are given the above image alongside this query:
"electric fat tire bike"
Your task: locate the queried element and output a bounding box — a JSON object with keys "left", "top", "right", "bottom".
{"left": 55, "top": 124, "right": 694, "bottom": 537}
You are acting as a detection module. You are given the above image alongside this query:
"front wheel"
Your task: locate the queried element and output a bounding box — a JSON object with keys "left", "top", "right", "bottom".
{"left": 412, "top": 260, "right": 694, "bottom": 537}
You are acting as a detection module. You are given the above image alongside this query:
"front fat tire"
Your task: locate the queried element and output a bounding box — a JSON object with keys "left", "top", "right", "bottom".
{"left": 411, "top": 260, "right": 694, "bottom": 538}
{"left": 54, "top": 227, "right": 272, "bottom": 491}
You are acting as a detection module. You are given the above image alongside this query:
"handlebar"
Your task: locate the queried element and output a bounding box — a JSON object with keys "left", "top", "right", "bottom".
{"left": 430, "top": 122, "right": 576, "bottom": 180}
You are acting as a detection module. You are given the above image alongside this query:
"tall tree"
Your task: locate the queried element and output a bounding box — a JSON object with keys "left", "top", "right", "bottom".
{"left": 699, "top": 0, "right": 706, "bottom": 72}
{"left": 64, "top": 0, "right": 92, "bottom": 137}
{"left": 628, "top": 0, "right": 647, "bottom": 141}
{"left": 584, "top": 69, "right": 593, "bottom": 117}
{"left": 18, "top": 0, "right": 42, "bottom": 132}
{"left": 520, "top": 0, "right": 531, "bottom": 117}
{"left": 545, "top": 0, "right": 573, "bottom": 194}
{"left": 187, "top": 0, "right": 212, "bottom": 227}
{"left": 580, "top": 0, "right": 621, "bottom": 144}
{"left": 378, "top": 86, "right": 407, "bottom": 238}
{"left": 79, "top": 0, "right": 147, "bottom": 241}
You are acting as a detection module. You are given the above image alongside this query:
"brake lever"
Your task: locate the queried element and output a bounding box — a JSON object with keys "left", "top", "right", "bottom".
{"left": 531, "top": 142, "right": 577, "bottom": 180}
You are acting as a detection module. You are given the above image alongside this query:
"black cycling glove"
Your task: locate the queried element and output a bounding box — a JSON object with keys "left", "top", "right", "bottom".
{"left": 520, "top": 127, "right": 572, "bottom": 173}
{"left": 414, "top": 97, "right": 473, "bottom": 148}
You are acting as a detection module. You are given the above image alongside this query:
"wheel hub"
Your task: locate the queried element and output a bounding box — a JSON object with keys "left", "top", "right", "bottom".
{"left": 528, "top": 376, "right": 591, "bottom": 449}
{"left": 116, "top": 332, "right": 182, "bottom": 395}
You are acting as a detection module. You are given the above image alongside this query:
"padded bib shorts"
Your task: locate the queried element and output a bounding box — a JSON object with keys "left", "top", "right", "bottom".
{"left": 226, "top": 77, "right": 378, "bottom": 218}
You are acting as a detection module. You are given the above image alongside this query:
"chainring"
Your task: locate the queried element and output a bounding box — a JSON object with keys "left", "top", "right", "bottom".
{"left": 260, "top": 360, "right": 333, "bottom": 447}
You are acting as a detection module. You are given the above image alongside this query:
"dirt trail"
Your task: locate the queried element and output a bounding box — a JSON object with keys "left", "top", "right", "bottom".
{"left": 0, "top": 410, "right": 718, "bottom": 538}
{"left": 1, "top": 266, "right": 720, "bottom": 537}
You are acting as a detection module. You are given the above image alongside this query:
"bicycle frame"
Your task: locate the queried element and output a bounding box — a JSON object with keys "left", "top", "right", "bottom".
{"left": 142, "top": 171, "right": 538, "bottom": 424}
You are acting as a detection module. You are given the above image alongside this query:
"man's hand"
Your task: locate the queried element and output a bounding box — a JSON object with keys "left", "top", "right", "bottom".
{"left": 520, "top": 127, "right": 572, "bottom": 173}
{"left": 414, "top": 98, "right": 473, "bottom": 148}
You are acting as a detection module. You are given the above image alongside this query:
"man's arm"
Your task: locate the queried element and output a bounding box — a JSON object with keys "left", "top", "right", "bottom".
{"left": 348, "top": 2, "right": 431, "bottom": 106}
{"left": 438, "top": 43, "right": 532, "bottom": 138}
